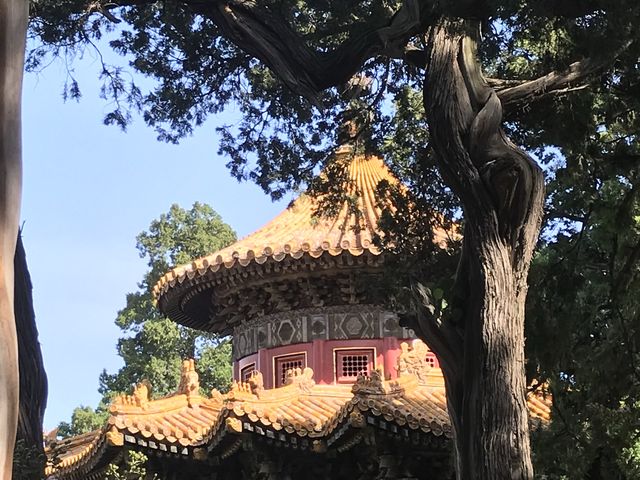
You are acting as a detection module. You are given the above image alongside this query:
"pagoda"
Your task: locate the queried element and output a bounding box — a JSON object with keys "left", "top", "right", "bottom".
{"left": 45, "top": 151, "right": 550, "bottom": 479}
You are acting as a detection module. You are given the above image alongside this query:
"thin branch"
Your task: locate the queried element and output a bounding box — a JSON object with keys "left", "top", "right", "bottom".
{"left": 497, "top": 44, "right": 631, "bottom": 112}
{"left": 544, "top": 210, "right": 589, "bottom": 224}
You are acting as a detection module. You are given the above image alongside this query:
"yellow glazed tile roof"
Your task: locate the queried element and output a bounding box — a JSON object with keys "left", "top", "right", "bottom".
{"left": 44, "top": 429, "right": 105, "bottom": 478}
{"left": 46, "top": 350, "right": 551, "bottom": 478}
{"left": 45, "top": 360, "right": 226, "bottom": 478}
{"left": 153, "top": 154, "right": 397, "bottom": 300}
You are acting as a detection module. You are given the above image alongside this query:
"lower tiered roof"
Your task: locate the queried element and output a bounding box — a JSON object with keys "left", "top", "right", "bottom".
{"left": 45, "top": 353, "right": 551, "bottom": 479}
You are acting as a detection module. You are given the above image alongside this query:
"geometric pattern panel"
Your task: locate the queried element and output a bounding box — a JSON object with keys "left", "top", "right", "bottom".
{"left": 232, "top": 305, "right": 414, "bottom": 360}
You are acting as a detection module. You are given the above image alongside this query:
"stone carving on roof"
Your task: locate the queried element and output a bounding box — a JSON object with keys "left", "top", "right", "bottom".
{"left": 397, "top": 340, "right": 433, "bottom": 384}
{"left": 283, "top": 367, "right": 315, "bottom": 393}
{"left": 248, "top": 370, "right": 264, "bottom": 395}
{"left": 228, "top": 371, "right": 264, "bottom": 401}
{"left": 111, "top": 379, "right": 151, "bottom": 410}
{"left": 352, "top": 369, "right": 390, "bottom": 395}
{"left": 43, "top": 428, "right": 58, "bottom": 449}
{"left": 178, "top": 359, "right": 200, "bottom": 396}
{"left": 105, "top": 426, "right": 124, "bottom": 447}
{"left": 351, "top": 368, "right": 411, "bottom": 397}
{"left": 354, "top": 368, "right": 384, "bottom": 394}
{"left": 210, "top": 388, "right": 224, "bottom": 404}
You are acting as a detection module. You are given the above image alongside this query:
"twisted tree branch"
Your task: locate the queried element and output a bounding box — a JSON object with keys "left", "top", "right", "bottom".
{"left": 99, "top": 0, "right": 435, "bottom": 104}
{"left": 496, "top": 53, "right": 626, "bottom": 112}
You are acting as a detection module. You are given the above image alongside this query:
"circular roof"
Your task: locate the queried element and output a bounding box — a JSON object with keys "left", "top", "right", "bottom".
{"left": 153, "top": 154, "right": 397, "bottom": 303}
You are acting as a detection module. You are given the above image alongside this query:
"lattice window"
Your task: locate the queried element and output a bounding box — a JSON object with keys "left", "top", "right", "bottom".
{"left": 274, "top": 353, "right": 306, "bottom": 387}
{"left": 335, "top": 349, "right": 375, "bottom": 383}
{"left": 240, "top": 363, "right": 256, "bottom": 383}
{"left": 425, "top": 353, "right": 439, "bottom": 368}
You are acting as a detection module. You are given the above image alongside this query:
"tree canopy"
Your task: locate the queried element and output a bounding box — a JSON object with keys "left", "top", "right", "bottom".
{"left": 58, "top": 203, "right": 236, "bottom": 438}
{"left": 27, "top": 1, "right": 640, "bottom": 478}
{"left": 526, "top": 159, "right": 640, "bottom": 478}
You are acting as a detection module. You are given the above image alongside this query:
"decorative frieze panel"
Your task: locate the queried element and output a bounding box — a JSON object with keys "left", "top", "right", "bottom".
{"left": 232, "top": 306, "right": 414, "bottom": 360}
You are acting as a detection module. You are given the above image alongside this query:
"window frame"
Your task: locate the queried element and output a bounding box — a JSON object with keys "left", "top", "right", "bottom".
{"left": 425, "top": 352, "right": 439, "bottom": 369}
{"left": 272, "top": 352, "right": 307, "bottom": 387}
{"left": 240, "top": 363, "right": 256, "bottom": 383}
{"left": 333, "top": 347, "right": 376, "bottom": 384}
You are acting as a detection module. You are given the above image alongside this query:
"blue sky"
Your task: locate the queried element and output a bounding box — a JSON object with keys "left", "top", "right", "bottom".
{"left": 21, "top": 47, "right": 289, "bottom": 431}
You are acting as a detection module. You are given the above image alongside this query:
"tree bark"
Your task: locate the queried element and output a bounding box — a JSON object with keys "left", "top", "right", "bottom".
{"left": 0, "top": 0, "right": 28, "bottom": 477}
{"left": 14, "top": 232, "right": 47, "bottom": 474}
{"left": 418, "top": 19, "right": 545, "bottom": 479}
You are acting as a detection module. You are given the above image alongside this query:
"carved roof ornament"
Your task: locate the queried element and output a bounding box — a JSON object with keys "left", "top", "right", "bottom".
{"left": 105, "top": 426, "right": 124, "bottom": 447}
{"left": 283, "top": 367, "right": 316, "bottom": 392}
{"left": 397, "top": 340, "right": 433, "bottom": 384}
{"left": 348, "top": 410, "right": 366, "bottom": 428}
{"left": 351, "top": 368, "right": 407, "bottom": 396}
{"left": 43, "top": 428, "right": 58, "bottom": 449}
{"left": 248, "top": 371, "right": 264, "bottom": 395}
{"left": 228, "top": 371, "right": 264, "bottom": 401}
{"left": 133, "top": 380, "right": 151, "bottom": 407}
{"left": 352, "top": 368, "right": 386, "bottom": 395}
{"left": 311, "top": 439, "right": 327, "bottom": 453}
{"left": 225, "top": 417, "right": 243, "bottom": 434}
{"left": 112, "top": 379, "right": 152, "bottom": 411}
{"left": 210, "top": 388, "right": 224, "bottom": 404}
{"left": 178, "top": 359, "right": 200, "bottom": 398}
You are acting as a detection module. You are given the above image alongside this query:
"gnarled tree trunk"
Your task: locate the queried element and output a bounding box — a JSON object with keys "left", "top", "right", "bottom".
{"left": 0, "top": 0, "right": 28, "bottom": 478}
{"left": 14, "top": 232, "right": 47, "bottom": 476}
{"left": 417, "top": 19, "right": 545, "bottom": 479}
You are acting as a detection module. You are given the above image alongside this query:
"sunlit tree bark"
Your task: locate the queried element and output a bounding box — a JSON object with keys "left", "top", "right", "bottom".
{"left": 0, "top": 0, "right": 28, "bottom": 477}
{"left": 417, "top": 20, "right": 545, "bottom": 478}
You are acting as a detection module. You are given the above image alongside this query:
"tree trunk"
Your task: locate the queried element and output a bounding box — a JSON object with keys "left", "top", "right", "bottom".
{"left": 14, "top": 232, "right": 48, "bottom": 476}
{"left": 417, "top": 19, "right": 545, "bottom": 479}
{"left": 0, "top": 0, "right": 28, "bottom": 477}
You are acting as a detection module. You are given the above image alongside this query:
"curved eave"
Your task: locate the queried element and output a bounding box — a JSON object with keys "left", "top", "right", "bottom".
{"left": 153, "top": 155, "right": 397, "bottom": 315}
{"left": 46, "top": 366, "right": 552, "bottom": 479}
{"left": 157, "top": 248, "right": 384, "bottom": 335}
{"left": 44, "top": 429, "right": 112, "bottom": 479}
{"left": 155, "top": 241, "right": 381, "bottom": 296}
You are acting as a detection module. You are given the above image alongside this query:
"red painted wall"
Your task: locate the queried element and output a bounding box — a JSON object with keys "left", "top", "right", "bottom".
{"left": 233, "top": 338, "right": 405, "bottom": 388}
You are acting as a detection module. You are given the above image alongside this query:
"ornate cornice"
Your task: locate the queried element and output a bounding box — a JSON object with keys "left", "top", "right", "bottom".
{"left": 232, "top": 304, "right": 414, "bottom": 359}
{"left": 160, "top": 251, "right": 386, "bottom": 335}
